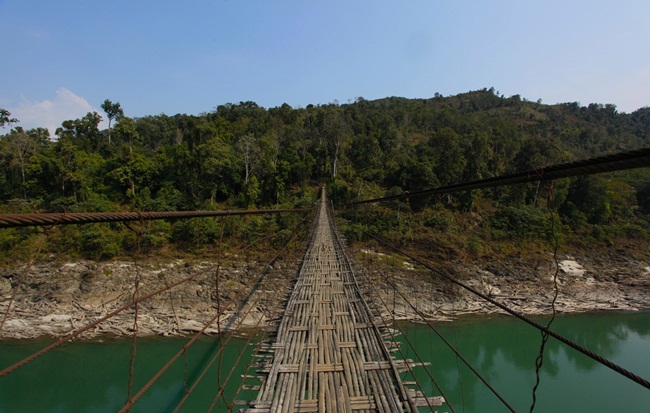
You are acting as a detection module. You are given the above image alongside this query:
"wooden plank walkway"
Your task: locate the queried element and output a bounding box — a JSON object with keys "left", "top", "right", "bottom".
{"left": 242, "top": 191, "right": 440, "bottom": 412}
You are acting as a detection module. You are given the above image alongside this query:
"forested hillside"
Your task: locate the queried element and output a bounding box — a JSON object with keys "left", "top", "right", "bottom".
{"left": 1, "top": 89, "right": 649, "bottom": 260}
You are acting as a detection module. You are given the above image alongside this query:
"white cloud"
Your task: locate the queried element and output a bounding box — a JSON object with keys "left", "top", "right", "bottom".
{"left": 7, "top": 88, "right": 106, "bottom": 136}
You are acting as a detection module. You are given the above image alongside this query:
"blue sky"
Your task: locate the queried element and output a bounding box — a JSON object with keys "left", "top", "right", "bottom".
{"left": 1, "top": 0, "right": 649, "bottom": 133}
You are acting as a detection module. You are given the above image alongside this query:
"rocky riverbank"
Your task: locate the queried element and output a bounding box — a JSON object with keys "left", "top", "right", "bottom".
{"left": 1, "top": 245, "right": 649, "bottom": 339}
{"left": 357, "top": 245, "right": 650, "bottom": 322}
{"left": 0, "top": 255, "right": 294, "bottom": 339}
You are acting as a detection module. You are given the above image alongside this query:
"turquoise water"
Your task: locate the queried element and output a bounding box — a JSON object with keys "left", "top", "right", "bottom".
{"left": 395, "top": 311, "right": 650, "bottom": 412}
{"left": 1, "top": 312, "right": 649, "bottom": 412}
{"left": 0, "top": 333, "right": 260, "bottom": 413}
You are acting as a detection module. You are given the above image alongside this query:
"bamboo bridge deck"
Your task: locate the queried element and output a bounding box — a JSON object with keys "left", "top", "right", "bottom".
{"left": 242, "top": 192, "right": 443, "bottom": 412}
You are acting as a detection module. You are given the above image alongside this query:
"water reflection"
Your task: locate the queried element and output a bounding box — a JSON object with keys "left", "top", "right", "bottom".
{"left": 398, "top": 311, "right": 650, "bottom": 413}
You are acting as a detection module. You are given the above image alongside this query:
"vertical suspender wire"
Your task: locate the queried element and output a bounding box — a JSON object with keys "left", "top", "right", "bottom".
{"left": 529, "top": 182, "right": 561, "bottom": 413}
{"left": 226, "top": 219, "right": 311, "bottom": 412}
{"left": 124, "top": 222, "right": 143, "bottom": 411}
{"left": 205, "top": 228, "right": 307, "bottom": 413}
{"left": 362, "top": 256, "right": 454, "bottom": 413}
{"left": 214, "top": 216, "right": 228, "bottom": 408}
{"left": 365, "top": 239, "right": 518, "bottom": 413}
{"left": 172, "top": 219, "right": 310, "bottom": 413}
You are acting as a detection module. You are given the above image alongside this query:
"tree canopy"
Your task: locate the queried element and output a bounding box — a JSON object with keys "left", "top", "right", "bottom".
{"left": 1, "top": 90, "right": 649, "bottom": 258}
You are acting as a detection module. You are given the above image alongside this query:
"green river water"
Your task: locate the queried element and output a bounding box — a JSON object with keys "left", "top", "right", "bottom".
{"left": 1, "top": 311, "right": 648, "bottom": 412}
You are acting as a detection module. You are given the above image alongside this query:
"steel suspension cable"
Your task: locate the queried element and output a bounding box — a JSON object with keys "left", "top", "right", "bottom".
{"left": 0, "top": 207, "right": 311, "bottom": 229}
{"left": 0, "top": 209, "right": 313, "bottom": 379}
{"left": 368, "top": 232, "right": 650, "bottom": 391}
{"left": 344, "top": 147, "right": 650, "bottom": 206}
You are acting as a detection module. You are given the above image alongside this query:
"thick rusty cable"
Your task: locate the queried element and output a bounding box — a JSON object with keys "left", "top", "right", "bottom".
{"left": 344, "top": 147, "right": 650, "bottom": 206}
{"left": 369, "top": 232, "right": 650, "bottom": 391}
{"left": 0, "top": 263, "right": 217, "bottom": 378}
{"left": 0, "top": 207, "right": 311, "bottom": 229}
{"left": 362, "top": 257, "right": 454, "bottom": 413}
{"left": 121, "top": 225, "right": 304, "bottom": 413}
{"left": 365, "top": 243, "right": 517, "bottom": 413}
{"left": 0, "top": 227, "right": 50, "bottom": 331}
{"left": 174, "top": 222, "right": 310, "bottom": 412}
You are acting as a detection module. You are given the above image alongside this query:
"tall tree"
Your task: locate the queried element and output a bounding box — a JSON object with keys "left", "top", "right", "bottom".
{"left": 101, "top": 99, "right": 124, "bottom": 145}
{"left": 0, "top": 109, "right": 18, "bottom": 129}
{"left": 236, "top": 133, "right": 260, "bottom": 183}
{"left": 1, "top": 128, "right": 47, "bottom": 198}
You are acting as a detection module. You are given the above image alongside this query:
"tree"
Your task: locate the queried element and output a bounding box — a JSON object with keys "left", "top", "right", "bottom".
{"left": 1, "top": 128, "right": 47, "bottom": 198}
{"left": 101, "top": 99, "right": 124, "bottom": 145}
{"left": 56, "top": 112, "right": 103, "bottom": 151}
{"left": 236, "top": 133, "right": 260, "bottom": 183}
{"left": 0, "top": 109, "right": 18, "bottom": 129}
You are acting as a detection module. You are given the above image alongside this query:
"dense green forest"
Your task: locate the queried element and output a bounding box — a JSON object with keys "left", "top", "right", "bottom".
{"left": 1, "top": 89, "right": 649, "bottom": 260}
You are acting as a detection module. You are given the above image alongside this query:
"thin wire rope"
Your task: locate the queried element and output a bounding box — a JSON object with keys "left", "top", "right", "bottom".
{"left": 208, "top": 264, "right": 292, "bottom": 413}
{"left": 368, "top": 252, "right": 518, "bottom": 412}
{"left": 124, "top": 223, "right": 143, "bottom": 411}
{"left": 226, "top": 222, "right": 311, "bottom": 411}
{"left": 214, "top": 216, "right": 227, "bottom": 407}
{"left": 367, "top": 232, "right": 650, "bottom": 391}
{"left": 174, "top": 221, "right": 311, "bottom": 412}
{"left": 452, "top": 325, "right": 466, "bottom": 413}
{"left": 529, "top": 184, "right": 561, "bottom": 413}
{"left": 362, "top": 256, "right": 454, "bottom": 413}
{"left": 120, "top": 221, "right": 306, "bottom": 413}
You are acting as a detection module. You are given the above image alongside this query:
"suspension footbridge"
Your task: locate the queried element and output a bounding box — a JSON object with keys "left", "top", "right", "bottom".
{"left": 1, "top": 148, "right": 650, "bottom": 412}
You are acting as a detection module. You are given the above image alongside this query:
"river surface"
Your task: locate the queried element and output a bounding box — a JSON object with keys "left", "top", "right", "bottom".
{"left": 1, "top": 311, "right": 649, "bottom": 412}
